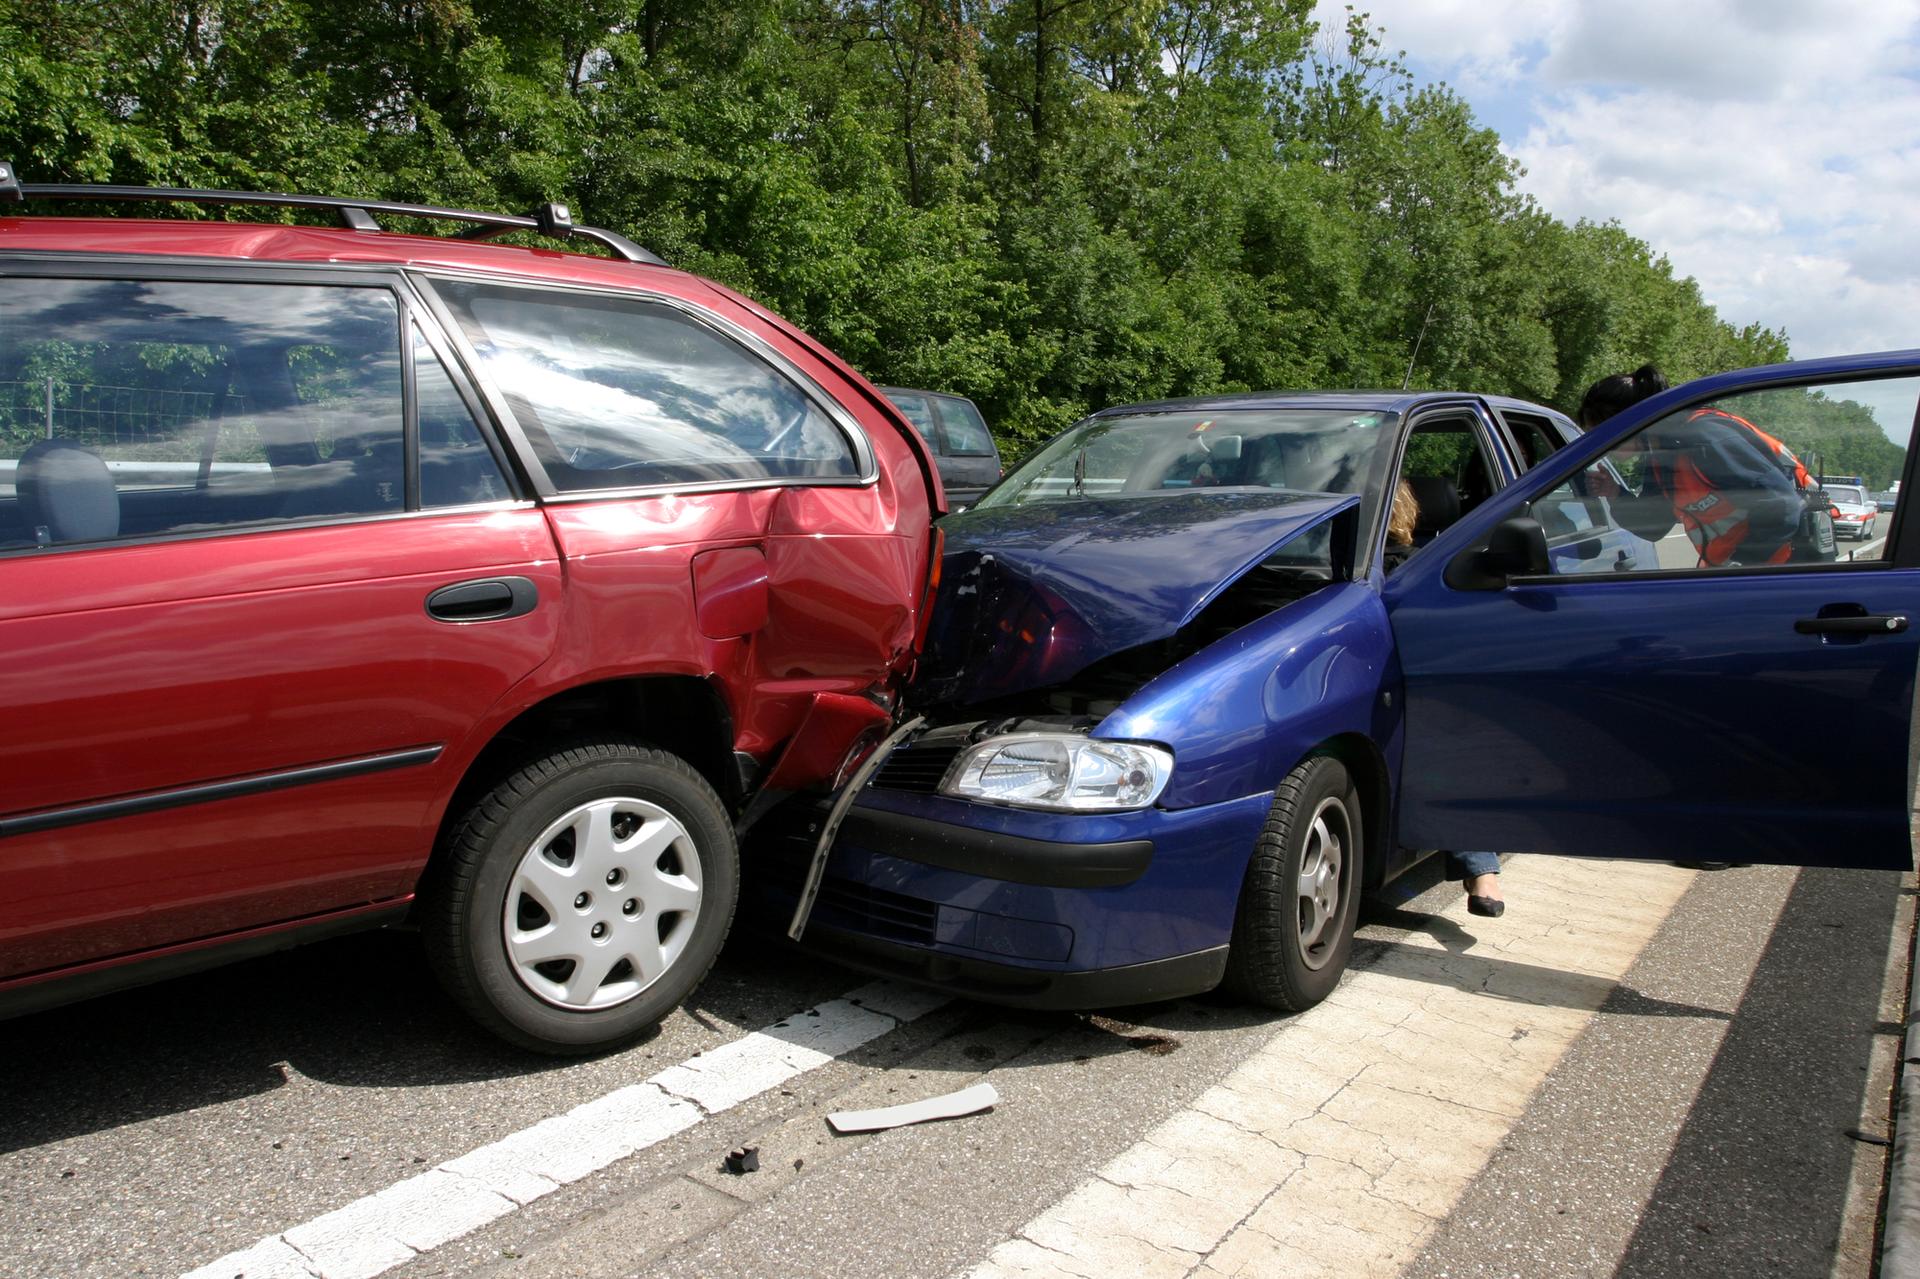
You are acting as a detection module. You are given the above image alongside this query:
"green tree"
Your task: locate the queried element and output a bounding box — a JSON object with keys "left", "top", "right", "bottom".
{"left": 0, "top": 0, "right": 1810, "bottom": 456}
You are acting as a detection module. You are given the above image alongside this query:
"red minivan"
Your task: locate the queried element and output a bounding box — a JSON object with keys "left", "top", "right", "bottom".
{"left": 0, "top": 172, "right": 941, "bottom": 1052}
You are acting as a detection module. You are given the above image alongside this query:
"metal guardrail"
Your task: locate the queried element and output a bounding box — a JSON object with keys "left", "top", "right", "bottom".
{"left": 0, "top": 458, "right": 270, "bottom": 499}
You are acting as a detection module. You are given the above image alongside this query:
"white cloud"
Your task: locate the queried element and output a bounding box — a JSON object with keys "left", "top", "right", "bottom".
{"left": 1543, "top": 0, "right": 1920, "bottom": 100}
{"left": 1511, "top": 79, "right": 1920, "bottom": 355}
{"left": 1310, "top": 0, "right": 1571, "bottom": 101}
{"left": 1313, "top": 0, "right": 1920, "bottom": 413}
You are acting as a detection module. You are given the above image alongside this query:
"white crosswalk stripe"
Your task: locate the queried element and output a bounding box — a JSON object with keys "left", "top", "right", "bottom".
{"left": 180, "top": 980, "right": 949, "bottom": 1279}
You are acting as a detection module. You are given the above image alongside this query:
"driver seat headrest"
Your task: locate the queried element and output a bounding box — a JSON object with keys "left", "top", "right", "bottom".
{"left": 1407, "top": 475, "right": 1461, "bottom": 539}
{"left": 17, "top": 439, "right": 120, "bottom": 546}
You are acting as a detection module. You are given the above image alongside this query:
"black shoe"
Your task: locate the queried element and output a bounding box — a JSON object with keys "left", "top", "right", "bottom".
{"left": 1467, "top": 895, "right": 1506, "bottom": 918}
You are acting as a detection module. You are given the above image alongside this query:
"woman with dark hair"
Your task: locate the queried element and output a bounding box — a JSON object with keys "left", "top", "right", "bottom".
{"left": 1583, "top": 362, "right": 1780, "bottom": 873}
{"left": 1579, "top": 362, "right": 1669, "bottom": 427}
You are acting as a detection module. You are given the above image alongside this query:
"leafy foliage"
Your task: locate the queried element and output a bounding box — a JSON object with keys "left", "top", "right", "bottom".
{"left": 1731, "top": 388, "right": 1907, "bottom": 489}
{"left": 3, "top": 0, "right": 1819, "bottom": 451}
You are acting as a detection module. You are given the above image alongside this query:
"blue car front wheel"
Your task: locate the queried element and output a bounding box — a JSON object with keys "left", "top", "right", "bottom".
{"left": 1221, "top": 755, "right": 1362, "bottom": 1012}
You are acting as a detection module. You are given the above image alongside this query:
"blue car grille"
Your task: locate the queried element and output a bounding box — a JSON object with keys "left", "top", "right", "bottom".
{"left": 815, "top": 879, "right": 939, "bottom": 944}
{"left": 873, "top": 741, "right": 964, "bottom": 793}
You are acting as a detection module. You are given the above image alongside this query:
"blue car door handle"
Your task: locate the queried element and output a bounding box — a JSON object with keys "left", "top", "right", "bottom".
{"left": 1793, "top": 613, "right": 1909, "bottom": 636}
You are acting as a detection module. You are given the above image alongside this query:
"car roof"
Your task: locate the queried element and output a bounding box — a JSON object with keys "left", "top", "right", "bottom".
{"left": 0, "top": 215, "right": 722, "bottom": 302}
{"left": 879, "top": 386, "right": 976, "bottom": 405}
{"left": 1087, "top": 390, "right": 1570, "bottom": 419}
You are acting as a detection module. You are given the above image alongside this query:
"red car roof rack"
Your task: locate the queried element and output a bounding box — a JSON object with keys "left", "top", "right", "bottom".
{"left": 0, "top": 159, "right": 666, "bottom": 266}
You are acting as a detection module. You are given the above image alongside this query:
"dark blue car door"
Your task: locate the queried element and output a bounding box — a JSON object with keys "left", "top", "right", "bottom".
{"left": 1384, "top": 354, "right": 1920, "bottom": 870}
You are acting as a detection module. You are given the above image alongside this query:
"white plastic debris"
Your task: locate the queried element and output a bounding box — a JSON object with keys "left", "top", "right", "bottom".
{"left": 826, "top": 1081, "right": 999, "bottom": 1133}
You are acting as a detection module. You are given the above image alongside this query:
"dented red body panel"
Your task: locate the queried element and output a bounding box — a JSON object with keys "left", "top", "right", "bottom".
{"left": 534, "top": 486, "right": 925, "bottom": 764}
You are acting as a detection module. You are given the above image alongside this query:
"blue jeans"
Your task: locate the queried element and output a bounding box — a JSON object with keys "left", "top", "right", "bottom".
{"left": 1446, "top": 850, "right": 1501, "bottom": 880}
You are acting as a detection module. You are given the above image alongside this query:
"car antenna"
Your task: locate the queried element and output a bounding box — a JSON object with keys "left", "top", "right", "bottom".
{"left": 1402, "top": 302, "right": 1436, "bottom": 390}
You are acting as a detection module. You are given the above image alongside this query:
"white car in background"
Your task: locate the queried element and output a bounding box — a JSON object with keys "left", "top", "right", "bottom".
{"left": 1823, "top": 483, "right": 1880, "bottom": 539}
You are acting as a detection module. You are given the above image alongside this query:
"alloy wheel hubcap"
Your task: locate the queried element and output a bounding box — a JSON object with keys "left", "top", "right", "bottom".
{"left": 1294, "top": 797, "right": 1348, "bottom": 971}
{"left": 503, "top": 797, "right": 703, "bottom": 1010}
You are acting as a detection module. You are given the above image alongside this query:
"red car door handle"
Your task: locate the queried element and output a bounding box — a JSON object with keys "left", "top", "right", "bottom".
{"left": 1794, "top": 613, "right": 1908, "bottom": 635}
{"left": 425, "top": 576, "right": 539, "bottom": 623}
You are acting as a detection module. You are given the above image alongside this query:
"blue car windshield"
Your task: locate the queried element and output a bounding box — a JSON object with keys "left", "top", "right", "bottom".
{"left": 974, "top": 409, "right": 1400, "bottom": 514}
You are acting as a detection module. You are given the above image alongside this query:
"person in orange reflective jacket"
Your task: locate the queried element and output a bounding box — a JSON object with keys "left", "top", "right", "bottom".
{"left": 1580, "top": 365, "right": 1817, "bottom": 568}
{"left": 1637, "top": 406, "right": 1810, "bottom": 566}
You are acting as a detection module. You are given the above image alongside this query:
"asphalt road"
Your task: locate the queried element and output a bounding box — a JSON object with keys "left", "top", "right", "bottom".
{"left": 2, "top": 847, "right": 1907, "bottom": 1279}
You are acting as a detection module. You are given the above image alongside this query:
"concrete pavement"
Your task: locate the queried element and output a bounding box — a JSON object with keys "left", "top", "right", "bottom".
{"left": 2, "top": 852, "right": 1906, "bottom": 1278}
{"left": 969, "top": 857, "right": 1695, "bottom": 1278}
{"left": 1872, "top": 651, "right": 1920, "bottom": 1279}
{"left": 963, "top": 858, "right": 1907, "bottom": 1279}
{"left": 1882, "top": 922, "right": 1920, "bottom": 1278}
{"left": 454, "top": 857, "right": 1903, "bottom": 1279}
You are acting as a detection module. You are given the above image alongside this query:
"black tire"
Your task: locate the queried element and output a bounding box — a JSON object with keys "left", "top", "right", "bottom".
{"left": 1220, "top": 755, "right": 1362, "bottom": 1012}
{"left": 420, "top": 740, "right": 737, "bottom": 1055}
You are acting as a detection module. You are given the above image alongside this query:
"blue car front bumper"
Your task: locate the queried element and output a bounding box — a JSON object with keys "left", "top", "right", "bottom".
{"left": 787, "top": 785, "right": 1274, "bottom": 1008}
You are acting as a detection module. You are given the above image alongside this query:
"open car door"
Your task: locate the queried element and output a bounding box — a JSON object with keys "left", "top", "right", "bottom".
{"left": 1384, "top": 353, "right": 1920, "bottom": 870}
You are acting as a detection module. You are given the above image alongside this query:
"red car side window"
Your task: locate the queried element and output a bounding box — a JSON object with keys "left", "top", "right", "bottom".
{"left": 0, "top": 277, "right": 406, "bottom": 545}
{"left": 433, "top": 280, "right": 861, "bottom": 492}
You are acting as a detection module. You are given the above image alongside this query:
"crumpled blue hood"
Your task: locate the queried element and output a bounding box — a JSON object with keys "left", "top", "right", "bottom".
{"left": 916, "top": 489, "right": 1358, "bottom": 706}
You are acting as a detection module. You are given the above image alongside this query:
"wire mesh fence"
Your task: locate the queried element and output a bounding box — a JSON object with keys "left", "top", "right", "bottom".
{"left": 0, "top": 379, "right": 250, "bottom": 459}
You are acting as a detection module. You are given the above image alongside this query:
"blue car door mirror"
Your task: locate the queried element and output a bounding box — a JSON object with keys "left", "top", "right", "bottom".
{"left": 1445, "top": 516, "right": 1551, "bottom": 590}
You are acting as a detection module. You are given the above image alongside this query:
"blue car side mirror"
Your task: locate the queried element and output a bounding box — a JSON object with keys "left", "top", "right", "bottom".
{"left": 1445, "top": 516, "right": 1552, "bottom": 590}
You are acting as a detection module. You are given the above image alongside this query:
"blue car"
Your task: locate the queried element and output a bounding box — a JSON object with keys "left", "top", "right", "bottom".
{"left": 781, "top": 357, "right": 1920, "bottom": 1011}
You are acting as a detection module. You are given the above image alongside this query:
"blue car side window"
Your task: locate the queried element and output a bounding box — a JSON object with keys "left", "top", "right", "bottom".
{"left": 1530, "top": 375, "right": 1915, "bottom": 573}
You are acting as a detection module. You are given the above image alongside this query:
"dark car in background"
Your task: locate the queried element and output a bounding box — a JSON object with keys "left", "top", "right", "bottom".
{"left": 782, "top": 360, "right": 1920, "bottom": 1014}
{"left": 881, "top": 387, "right": 1002, "bottom": 507}
{"left": 0, "top": 171, "right": 940, "bottom": 1053}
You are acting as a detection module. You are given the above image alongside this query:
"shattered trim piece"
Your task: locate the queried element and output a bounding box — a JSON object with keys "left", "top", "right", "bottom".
{"left": 827, "top": 1081, "right": 999, "bottom": 1133}
{"left": 789, "top": 714, "right": 926, "bottom": 941}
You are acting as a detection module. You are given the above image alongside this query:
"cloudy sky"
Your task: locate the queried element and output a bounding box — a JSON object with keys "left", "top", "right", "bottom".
{"left": 1310, "top": 1, "right": 1920, "bottom": 436}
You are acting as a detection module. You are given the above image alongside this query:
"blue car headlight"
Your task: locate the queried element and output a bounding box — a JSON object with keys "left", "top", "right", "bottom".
{"left": 939, "top": 733, "right": 1173, "bottom": 811}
